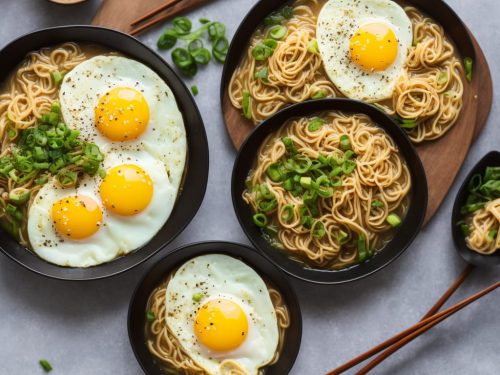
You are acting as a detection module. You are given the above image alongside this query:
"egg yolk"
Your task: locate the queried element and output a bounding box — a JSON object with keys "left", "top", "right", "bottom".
{"left": 100, "top": 164, "right": 153, "bottom": 216}
{"left": 95, "top": 87, "right": 149, "bottom": 141}
{"left": 51, "top": 195, "right": 103, "bottom": 239}
{"left": 194, "top": 299, "right": 249, "bottom": 352}
{"left": 349, "top": 23, "right": 398, "bottom": 72}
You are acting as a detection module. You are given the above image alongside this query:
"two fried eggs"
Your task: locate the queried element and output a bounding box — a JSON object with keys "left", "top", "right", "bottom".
{"left": 27, "top": 56, "right": 186, "bottom": 267}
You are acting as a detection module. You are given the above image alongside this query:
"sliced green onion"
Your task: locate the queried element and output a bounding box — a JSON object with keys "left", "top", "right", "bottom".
{"left": 308, "top": 117, "right": 325, "bottom": 132}
{"left": 191, "top": 85, "right": 199, "bottom": 96}
{"left": 399, "top": 119, "right": 418, "bottom": 129}
{"left": 35, "top": 176, "right": 48, "bottom": 185}
{"left": 208, "top": 22, "right": 225, "bottom": 42}
{"left": 192, "top": 293, "right": 204, "bottom": 302}
{"left": 9, "top": 188, "right": 30, "bottom": 205}
{"left": 268, "top": 25, "right": 287, "bottom": 40}
{"left": 300, "top": 176, "right": 312, "bottom": 189}
{"left": 357, "top": 234, "right": 368, "bottom": 262}
{"left": 191, "top": 47, "right": 211, "bottom": 64}
{"left": 39, "top": 359, "right": 52, "bottom": 372}
{"left": 460, "top": 223, "right": 470, "bottom": 237}
{"left": 307, "top": 39, "right": 319, "bottom": 54}
{"left": 242, "top": 90, "right": 252, "bottom": 120}
{"left": 372, "top": 200, "right": 384, "bottom": 208}
{"left": 283, "top": 178, "right": 293, "bottom": 191}
{"left": 187, "top": 38, "right": 203, "bottom": 52}
{"left": 312, "top": 221, "right": 326, "bottom": 239}
{"left": 340, "top": 135, "right": 351, "bottom": 151}
{"left": 266, "top": 163, "right": 284, "bottom": 182}
{"left": 157, "top": 29, "right": 178, "bottom": 50}
{"left": 258, "top": 199, "right": 277, "bottom": 213}
{"left": 311, "top": 90, "right": 326, "bottom": 99}
{"left": 7, "top": 126, "right": 17, "bottom": 140}
{"left": 488, "top": 229, "right": 498, "bottom": 241}
{"left": 253, "top": 213, "right": 268, "bottom": 227}
{"left": 199, "top": 18, "right": 211, "bottom": 24}
{"left": 254, "top": 67, "right": 269, "bottom": 83}
{"left": 387, "top": 213, "right": 402, "bottom": 228}
{"left": 437, "top": 71, "right": 448, "bottom": 85}
{"left": 281, "top": 204, "right": 294, "bottom": 223}
{"left": 51, "top": 71, "right": 64, "bottom": 85}
{"left": 282, "top": 137, "right": 297, "bottom": 155}
{"left": 212, "top": 37, "right": 229, "bottom": 63}
{"left": 146, "top": 311, "right": 155, "bottom": 322}
{"left": 173, "top": 16, "right": 192, "bottom": 35}
{"left": 337, "top": 230, "right": 349, "bottom": 244}
{"left": 464, "top": 57, "right": 473, "bottom": 82}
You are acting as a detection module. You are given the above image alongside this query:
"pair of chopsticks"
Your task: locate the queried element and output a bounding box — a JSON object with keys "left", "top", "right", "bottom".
{"left": 327, "top": 265, "right": 499, "bottom": 374}
{"left": 130, "top": 0, "right": 212, "bottom": 36}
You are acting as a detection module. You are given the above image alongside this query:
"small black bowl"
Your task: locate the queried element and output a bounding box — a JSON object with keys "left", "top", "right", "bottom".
{"left": 232, "top": 99, "right": 428, "bottom": 284}
{"left": 128, "top": 241, "right": 302, "bottom": 375}
{"left": 0, "top": 26, "right": 209, "bottom": 280}
{"left": 451, "top": 151, "right": 500, "bottom": 267}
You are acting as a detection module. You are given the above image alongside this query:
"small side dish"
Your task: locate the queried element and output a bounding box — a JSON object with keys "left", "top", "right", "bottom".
{"left": 458, "top": 167, "right": 500, "bottom": 255}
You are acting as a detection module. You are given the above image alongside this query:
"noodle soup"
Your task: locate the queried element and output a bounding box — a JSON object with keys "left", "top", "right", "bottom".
{"left": 229, "top": 0, "right": 466, "bottom": 143}
{"left": 243, "top": 111, "right": 411, "bottom": 270}
{"left": 144, "top": 254, "right": 290, "bottom": 374}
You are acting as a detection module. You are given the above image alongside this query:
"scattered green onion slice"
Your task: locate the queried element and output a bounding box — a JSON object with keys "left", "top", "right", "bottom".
{"left": 437, "top": 71, "right": 448, "bottom": 85}
{"left": 254, "top": 67, "right": 269, "bottom": 82}
{"left": 9, "top": 188, "right": 30, "bottom": 205}
{"left": 191, "top": 85, "right": 199, "bottom": 96}
{"left": 311, "top": 90, "right": 326, "bottom": 99}
{"left": 253, "top": 213, "right": 268, "bottom": 227}
{"left": 268, "top": 25, "right": 287, "bottom": 40}
{"left": 192, "top": 292, "right": 204, "bottom": 302}
{"left": 212, "top": 37, "right": 229, "bottom": 63}
{"left": 242, "top": 90, "right": 252, "bottom": 120}
{"left": 337, "top": 230, "right": 349, "bottom": 244}
{"left": 464, "top": 57, "right": 473, "bottom": 82}
{"left": 281, "top": 204, "right": 294, "bottom": 223}
{"left": 372, "top": 200, "right": 384, "bottom": 208}
{"left": 488, "top": 229, "right": 498, "bottom": 241}
{"left": 157, "top": 29, "right": 178, "bottom": 50}
{"left": 460, "top": 223, "right": 470, "bottom": 236}
{"left": 191, "top": 48, "right": 211, "bottom": 65}
{"left": 173, "top": 17, "right": 192, "bottom": 35}
{"left": 308, "top": 117, "right": 325, "bottom": 132}
{"left": 387, "top": 213, "right": 402, "bottom": 227}
{"left": 312, "top": 221, "right": 326, "bottom": 239}
{"left": 339, "top": 135, "right": 351, "bottom": 151}
{"left": 357, "top": 234, "right": 368, "bottom": 262}
{"left": 146, "top": 311, "right": 155, "bottom": 322}
{"left": 307, "top": 39, "right": 319, "bottom": 54}
{"left": 51, "top": 70, "right": 64, "bottom": 85}
{"left": 208, "top": 22, "right": 226, "bottom": 42}
{"left": 39, "top": 359, "right": 52, "bottom": 372}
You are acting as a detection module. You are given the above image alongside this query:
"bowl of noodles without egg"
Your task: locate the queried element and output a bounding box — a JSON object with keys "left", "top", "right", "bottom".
{"left": 452, "top": 151, "right": 500, "bottom": 267}
{"left": 221, "top": 0, "right": 476, "bottom": 145}
{"left": 128, "top": 241, "right": 302, "bottom": 375}
{"left": 0, "top": 26, "right": 209, "bottom": 280}
{"left": 232, "top": 99, "right": 427, "bottom": 284}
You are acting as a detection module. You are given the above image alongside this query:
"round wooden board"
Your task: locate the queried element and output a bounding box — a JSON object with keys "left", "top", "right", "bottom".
{"left": 222, "top": 32, "right": 492, "bottom": 227}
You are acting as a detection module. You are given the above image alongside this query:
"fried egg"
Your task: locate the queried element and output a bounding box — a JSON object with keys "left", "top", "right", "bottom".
{"left": 59, "top": 55, "right": 186, "bottom": 189}
{"left": 27, "top": 152, "right": 175, "bottom": 267}
{"left": 317, "top": 0, "right": 413, "bottom": 102}
{"left": 165, "top": 254, "right": 279, "bottom": 375}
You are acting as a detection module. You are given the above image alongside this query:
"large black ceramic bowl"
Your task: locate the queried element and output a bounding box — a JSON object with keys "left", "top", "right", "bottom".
{"left": 451, "top": 151, "right": 500, "bottom": 267}
{"left": 0, "top": 26, "right": 209, "bottom": 280}
{"left": 220, "top": 0, "right": 476, "bottom": 135}
{"left": 232, "top": 99, "right": 428, "bottom": 284}
{"left": 128, "top": 241, "right": 302, "bottom": 375}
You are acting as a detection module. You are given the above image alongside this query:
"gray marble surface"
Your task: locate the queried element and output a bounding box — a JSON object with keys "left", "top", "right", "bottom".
{"left": 0, "top": 0, "right": 498, "bottom": 374}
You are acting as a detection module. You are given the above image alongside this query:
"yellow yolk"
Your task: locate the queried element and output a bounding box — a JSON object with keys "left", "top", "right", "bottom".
{"left": 100, "top": 164, "right": 153, "bottom": 216}
{"left": 95, "top": 87, "right": 149, "bottom": 141}
{"left": 194, "top": 299, "right": 249, "bottom": 352}
{"left": 349, "top": 23, "right": 398, "bottom": 72}
{"left": 51, "top": 195, "right": 103, "bottom": 239}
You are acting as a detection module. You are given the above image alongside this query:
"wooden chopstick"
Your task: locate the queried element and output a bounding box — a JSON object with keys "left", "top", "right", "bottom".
{"left": 353, "top": 264, "right": 476, "bottom": 374}
{"left": 327, "top": 280, "right": 500, "bottom": 375}
{"left": 130, "top": 0, "right": 182, "bottom": 26}
{"left": 130, "top": 0, "right": 212, "bottom": 36}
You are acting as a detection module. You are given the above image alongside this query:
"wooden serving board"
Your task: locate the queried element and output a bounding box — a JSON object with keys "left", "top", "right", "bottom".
{"left": 91, "top": 1, "right": 493, "bottom": 226}
{"left": 222, "top": 34, "right": 492, "bottom": 226}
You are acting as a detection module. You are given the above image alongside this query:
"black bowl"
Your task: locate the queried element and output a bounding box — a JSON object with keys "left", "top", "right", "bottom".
{"left": 232, "top": 99, "right": 428, "bottom": 284}
{"left": 451, "top": 151, "right": 500, "bottom": 267}
{"left": 128, "top": 241, "right": 302, "bottom": 375}
{"left": 0, "top": 26, "right": 209, "bottom": 280}
{"left": 220, "top": 0, "right": 476, "bottom": 130}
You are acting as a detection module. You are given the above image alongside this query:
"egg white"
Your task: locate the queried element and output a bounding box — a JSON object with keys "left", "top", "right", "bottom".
{"left": 59, "top": 55, "right": 187, "bottom": 190}
{"left": 317, "top": 0, "right": 413, "bottom": 102}
{"left": 27, "top": 175, "right": 119, "bottom": 267}
{"left": 99, "top": 151, "right": 177, "bottom": 253}
{"left": 165, "top": 254, "right": 280, "bottom": 375}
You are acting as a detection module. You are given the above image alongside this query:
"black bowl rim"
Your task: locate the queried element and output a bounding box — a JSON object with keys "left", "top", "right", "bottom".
{"left": 451, "top": 151, "right": 500, "bottom": 267}
{"left": 0, "top": 25, "right": 209, "bottom": 281}
{"left": 220, "top": 0, "right": 477, "bottom": 124}
{"left": 231, "top": 98, "right": 428, "bottom": 284}
{"left": 127, "top": 240, "right": 303, "bottom": 375}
